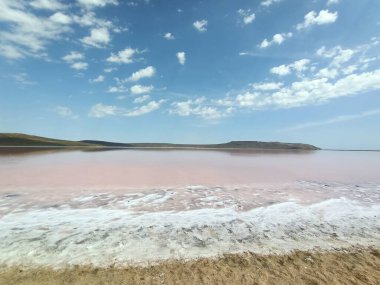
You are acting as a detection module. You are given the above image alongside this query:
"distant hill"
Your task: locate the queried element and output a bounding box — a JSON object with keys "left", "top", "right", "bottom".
{"left": 0, "top": 133, "right": 320, "bottom": 150}
{"left": 80, "top": 140, "right": 320, "bottom": 150}
{"left": 0, "top": 133, "right": 96, "bottom": 147}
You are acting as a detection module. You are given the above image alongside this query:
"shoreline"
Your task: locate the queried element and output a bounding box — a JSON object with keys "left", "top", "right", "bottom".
{"left": 1, "top": 247, "right": 379, "bottom": 285}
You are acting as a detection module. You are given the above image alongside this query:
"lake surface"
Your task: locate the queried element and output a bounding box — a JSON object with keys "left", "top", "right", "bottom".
{"left": 0, "top": 148, "right": 379, "bottom": 267}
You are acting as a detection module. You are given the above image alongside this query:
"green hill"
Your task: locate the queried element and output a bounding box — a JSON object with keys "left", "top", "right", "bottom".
{"left": 0, "top": 133, "right": 97, "bottom": 147}
{"left": 0, "top": 133, "right": 320, "bottom": 150}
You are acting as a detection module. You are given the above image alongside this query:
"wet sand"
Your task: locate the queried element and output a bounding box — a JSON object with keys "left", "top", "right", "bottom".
{"left": 1, "top": 248, "right": 379, "bottom": 285}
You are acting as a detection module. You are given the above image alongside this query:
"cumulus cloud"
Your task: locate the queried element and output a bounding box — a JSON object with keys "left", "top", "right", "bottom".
{"left": 104, "top": 67, "right": 117, "bottom": 73}
{"left": 128, "top": 66, "right": 156, "bottom": 82}
{"left": 107, "top": 47, "right": 139, "bottom": 64}
{"left": 193, "top": 20, "right": 208, "bottom": 32}
{"left": 89, "top": 103, "right": 118, "bottom": 117}
{"left": 30, "top": 0, "right": 65, "bottom": 10}
{"left": 81, "top": 27, "right": 110, "bottom": 48}
{"left": 316, "top": 46, "right": 355, "bottom": 67}
{"left": 315, "top": 68, "right": 338, "bottom": 79}
{"left": 62, "top": 51, "right": 88, "bottom": 70}
{"left": 250, "top": 82, "right": 283, "bottom": 91}
{"left": 49, "top": 12, "right": 71, "bottom": 24}
{"left": 261, "top": 0, "right": 282, "bottom": 7}
{"left": 176, "top": 52, "right": 186, "bottom": 65}
{"left": 77, "top": 0, "right": 118, "bottom": 9}
{"left": 71, "top": 62, "right": 88, "bottom": 70}
{"left": 237, "top": 9, "right": 255, "bottom": 25}
{"left": 126, "top": 100, "right": 164, "bottom": 116}
{"left": 170, "top": 97, "right": 232, "bottom": 120}
{"left": 164, "top": 32, "right": 174, "bottom": 40}
{"left": 134, "top": 95, "right": 150, "bottom": 103}
{"left": 259, "top": 32, "right": 292, "bottom": 49}
{"left": 54, "top": 106, "right": 78, "bottom": 119}
{"left": 270, "top": 59, "right": 310, "bottom": 76}
{"left": 327, "top": 0, "right": 340, "bottom": 5}
{"left": 224, "top": 69, "right": 380, "bottom": 110}
{"left": 62, "top": 51, "right": 84, "bottom": 62}
{"left": 296, "top": 10, "right": 338, "bottom": 30}
{"left": 89, "top": 100, "right": 164, "bottom": 117}
{"left": 107, "top": 85, "right": 127, "bottom": 93}
{"left": 0, "top": 0, "right": 72, "bottom": 59}
{"left": 130, "top": 84, "right": 154, "bottom": 95}
{"left": 89, "top": 75, "right": 105, "bottom": 83}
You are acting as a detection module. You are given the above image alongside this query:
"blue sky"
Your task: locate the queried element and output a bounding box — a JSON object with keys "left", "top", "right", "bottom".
{"left": 0, "top": 0, "right": 379, "bottom": 149}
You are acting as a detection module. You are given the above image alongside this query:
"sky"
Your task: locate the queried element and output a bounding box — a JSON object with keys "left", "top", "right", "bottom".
{"left": 0, "top": 0, "right": 379, "bottom": 149}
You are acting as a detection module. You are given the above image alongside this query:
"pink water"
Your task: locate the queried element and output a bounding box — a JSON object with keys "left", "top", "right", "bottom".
{"left": 0, "top": 148, "right": 379, "bottom": 267}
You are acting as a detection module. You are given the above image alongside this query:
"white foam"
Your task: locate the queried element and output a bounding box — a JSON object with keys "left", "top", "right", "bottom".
{"left": 0, "top": 198, "right": 379, "bottom": 268}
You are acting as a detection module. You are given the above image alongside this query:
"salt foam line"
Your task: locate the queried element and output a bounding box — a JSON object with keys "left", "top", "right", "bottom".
{"left": 0, "top": 198, "right": 379, "bottom": 268}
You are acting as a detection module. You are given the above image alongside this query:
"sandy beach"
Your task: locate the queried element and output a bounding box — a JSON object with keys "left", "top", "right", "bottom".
{"left": 1, "top": 248, "right": 379, "bottom": 285}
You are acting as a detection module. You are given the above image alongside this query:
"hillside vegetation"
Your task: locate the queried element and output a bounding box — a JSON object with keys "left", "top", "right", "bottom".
{"left": 0, "top": 133, "right": 320, "bottom": 150}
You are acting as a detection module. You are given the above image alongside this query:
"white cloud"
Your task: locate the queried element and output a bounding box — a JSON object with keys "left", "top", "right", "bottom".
{"left": 170, "top": 97, "right": 228, "bottom": 120}
{"left": 128, "top": 66, "right": 156, "bottom": 82}
{"left": 297, "top": 10, "right": 338, "bottom": 30}
{"left": 107, "top": 47, "right": 138, "bottom": 64}
{"left": 250, "top": 82, "right": 283, "bottom": 91}
{"left": 89, "top": 103, "right": 118, "bottom": 117}
{"left": 49, "top": 12, "right": 71, "bottom": 24}
{"left": 81, "top": 27, "right": 110, "bottom": 48}
{"left": 280, "top": 109, "right": 380, "bottom": 132}
{"left": 134, "top": 95, "right": 150, "bottom": 103}
{"left": 259, "top": 32, "right": 292, "bottom": 48}
{"left": 237, "top": 9, "right": 255, "bottom": 25}
{"left": 62, "top": 51, "right": 84, "bottom": 62}
{"left": 89, "top": 100, "right": 164, "bottom": 118}
{"left": 327, "top": 0, "right": 340, "bottom": 5}
{"left": 193, "top": 20, "right": 208, "bottom": 32}
{"left": 30, "top": 0, "right": 65, "bottom": 10}
{"left": 342, "top": 65, "right": 357, "bottom": 75}
{"left": 89, "top": 75, "right": 105, "bottom": 83}
{"left": 62, "top": 51, "right": 88, "bottom": 70}
{"left": 77, "top": 0, "right": 118, "bottom": 9}
{"left": 107, "top": 85, "right": 127, "bottom": 93}
{"left": 12, "top": 73, "right": 37, "bottom": 85}
{"left": 176, "top": 52, "right": 186, "bottom": 65}
{"left": 130, "top": 84, "right": 154, "bottom": 95}
{"left": 270, "top": 59, "right": 310, "bottom": 76}
{"left": 73, "top": 11, "right": 112, "bottom": 28}
{"left": 270, "top": 65, "right": 291, "bottom": 76}
{"left": 71, "top": 62, "right": 88, "bottom": 70}
{"left": 316, "top": 46, "right": 355, "bottom": 67}
{"left": 261, "top": 0, "right": 282, "bottom": 7}
{"left": 104, "top": 67, "right": 117, "bottom": 73}
{"left": 0, "top": 0, "right": 72, "bottom": 59}
{"left": 164, "top": 32, "right": 174, "bottom": 40}
{"left": 54, "top": 106, "right": 78, "bottom": 119}
{"left": 315, "top": 68, "right": 338, "bottom": 79}
{"left": 230, "top": 69, "right": 380, "bottom": 110}
{"left": 126, "top": 100, "right": 164, "bottom": 116}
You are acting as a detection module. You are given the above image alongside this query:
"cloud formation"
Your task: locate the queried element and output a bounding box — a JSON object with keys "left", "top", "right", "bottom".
{"left": 176, "top": 52, "right": 186, "bottom": 65}
{"left": 193, "top": 20, "right": 208, "bottom": 32}
{"left": 89, "top": 100, "right": 164, "bottom": 117}
{"left": 259, "top": 33, "right": 293, "bottom": 49}
{"left": 237, "top": 9, "right": 255, "bottom": 25}
{"left": 128, "top": 66, "right": 156, "bottom": 82}
{"left": 297, "top": 10, "right": 338, "bottom": 30}
{"left": 107, "top": 48, "right": 139, "bottom": 64}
